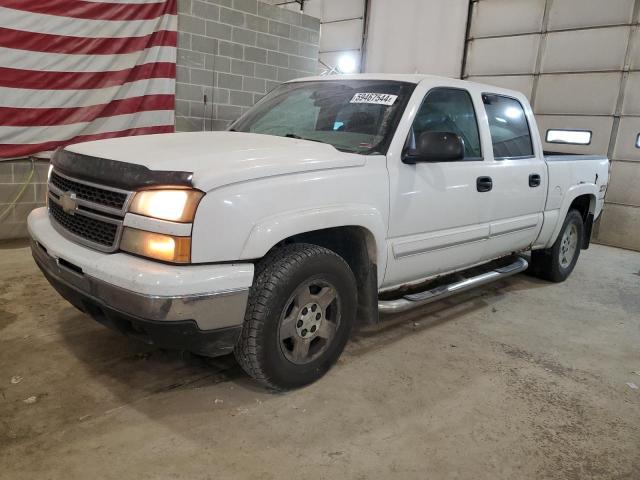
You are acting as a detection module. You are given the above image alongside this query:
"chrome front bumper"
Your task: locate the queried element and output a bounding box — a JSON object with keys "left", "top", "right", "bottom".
{"left": 32, "top": 240, "right": 250, "bottom": 356}
{"left": 31, "top": 239, "right": 249, "bottom": 332}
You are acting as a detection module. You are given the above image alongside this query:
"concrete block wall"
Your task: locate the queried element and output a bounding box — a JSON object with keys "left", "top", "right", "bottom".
{"left": 175, "top": 0, "right": 321, "bottom": 131}
{"left": 0, "top": 159, "right": 49, "bottom": 241}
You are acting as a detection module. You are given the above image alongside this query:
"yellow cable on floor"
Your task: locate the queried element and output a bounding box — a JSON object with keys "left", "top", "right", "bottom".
{"left": 0, "top": 157, "right": 36, "bottom": 222}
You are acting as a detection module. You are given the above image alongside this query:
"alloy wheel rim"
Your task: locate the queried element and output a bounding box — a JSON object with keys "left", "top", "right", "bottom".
{"left": 559, "top": 223, "right": 578, "bottom": 269}
{"left": 278, "top": 279, "right": 340, "bottom": 365}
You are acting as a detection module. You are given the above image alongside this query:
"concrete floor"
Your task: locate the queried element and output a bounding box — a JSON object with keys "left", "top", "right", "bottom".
{"left": 1, "top": 240, "right": 639, "bottom": 479}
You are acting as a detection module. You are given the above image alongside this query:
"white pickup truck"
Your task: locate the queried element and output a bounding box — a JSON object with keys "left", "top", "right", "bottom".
{"left": 29, "top": 74, "right": 609, "bottom": 389}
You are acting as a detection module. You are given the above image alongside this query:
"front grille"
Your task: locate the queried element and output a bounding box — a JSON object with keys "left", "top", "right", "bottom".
{"left": 50, "top": 171, "right": 128, "bottom": 210}
{"left": 49, "top": 200, "right": 118, "bottom": 248}
{"left": 48, "top": 168, "right": 132, "bottom": 252}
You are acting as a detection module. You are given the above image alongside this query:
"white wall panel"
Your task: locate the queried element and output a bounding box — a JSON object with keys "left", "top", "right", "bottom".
{"left": 541, "top": 27, "right": 630, "bottom": 73}
{"left": 622, "top": 72, "right": 640, "bottom": 115}
{"left": 364, "top": 0, "right": 468, "bottom": 76}
{"left": 596, "top": 204, "right": 640, "bottom": 251}
{"left": 536, "top": 114, "right": 614, "bottom": 155}
{"left": 322, "top": 0, "right": 363, "bottom": 23}
{"left": 470, "top": 0, "right": 544, "bottom": 38}
{"left": 465, "top": 35, "right": 540, "bottom": 76}
{"left": 613, "top": 117, "right": 640, "bottom": 161}
{"left": 535, "top": 73, "right": 622, "bottom": 115}
{"left": 547, "top": 0, "right": 635, "bottom": 31}
{"left": 467, "top": 75, "right": 535, "bottom": 99}
{"left": 319, "top": 18, "right": 363, "bottom": 51}
{"left": 607, "top": 161, "right": 640, "bottom": 206}
{"left": 629, "top": 28, "right": 640, "bottom": 71}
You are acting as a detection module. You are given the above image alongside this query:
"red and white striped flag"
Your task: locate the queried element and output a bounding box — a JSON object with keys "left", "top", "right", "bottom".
{"left": 0, "top": 0, "right": 177, "bottom": 159}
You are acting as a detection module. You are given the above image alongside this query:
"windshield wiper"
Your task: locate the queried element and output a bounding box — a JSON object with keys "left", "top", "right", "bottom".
{"left": 284, "top": 133, "right": 324, "bottom": 144}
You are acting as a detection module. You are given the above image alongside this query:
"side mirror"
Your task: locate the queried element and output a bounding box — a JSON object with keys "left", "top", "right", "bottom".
{"left": 403, "top": 131, "right": 465, "bottom": 164}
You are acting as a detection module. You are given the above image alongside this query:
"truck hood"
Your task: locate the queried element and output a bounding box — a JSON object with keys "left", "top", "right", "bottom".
{"left": 64, "top": 131, "right": 366, "bottom": 191}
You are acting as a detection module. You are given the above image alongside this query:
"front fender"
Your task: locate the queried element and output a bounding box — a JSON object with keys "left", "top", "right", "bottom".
{"left": 241, "top": 204, "right": 388, "bottom": 279}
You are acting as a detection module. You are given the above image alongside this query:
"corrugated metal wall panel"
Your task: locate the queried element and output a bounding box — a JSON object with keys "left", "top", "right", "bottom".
{"left": 319, "top": 18, "right": 364, "bottom": 52}
{"left": 541, "top": 27, "right": 630, "bottom": 73}
{"left": 463, "top": 0, "right": 640, "bottom": 251}
{"left": 536, "top": 114, "right": 615, "bottom": 155}
{"left": 607, "top": 160, "right": 640, "bottom": 205}
{"left": 322, "top": 0, "right": 364, "bottom": 23}
{"left": 613, "top": 117, "right": 640, "bottom": 160}
{"left": 470, "top": 0, "right": 545, "bottom": 38}
{"left": 622, "top": 72, "right": 640, "bottom": 114}
{"left": 547, "top": 0, "right": 635, "bottom": 30}
{"left": 595, "top": 203, "right": 640, "bottom": 250}
{"left": 629, "top": 27, "right": 640, "bottom": 69}
{"left": 364, "top": 0, "right": 468, "bottom": 76}
{"left": 534, "top": 73, "right": 622, "bottom": 115}
{"left": 465, "top": 35, "right": 540, "bottom": 75}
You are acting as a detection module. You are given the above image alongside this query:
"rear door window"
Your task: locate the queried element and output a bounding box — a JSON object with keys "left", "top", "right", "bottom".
{"left": 482, "top": 94, "right": 534, "bottom": 159}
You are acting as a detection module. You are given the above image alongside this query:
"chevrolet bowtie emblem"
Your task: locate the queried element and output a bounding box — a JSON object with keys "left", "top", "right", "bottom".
{"left": 60, "top": 191, "right": 78, "bottom": 215}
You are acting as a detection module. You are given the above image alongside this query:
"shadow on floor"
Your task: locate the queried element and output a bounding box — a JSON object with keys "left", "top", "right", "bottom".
{"left": 57, "top": 272, "right": 548, "bottom": 398}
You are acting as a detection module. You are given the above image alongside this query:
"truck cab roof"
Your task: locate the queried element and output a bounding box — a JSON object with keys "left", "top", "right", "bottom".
{"left": 286, "top": 73, "right": 522, "bottom": 98}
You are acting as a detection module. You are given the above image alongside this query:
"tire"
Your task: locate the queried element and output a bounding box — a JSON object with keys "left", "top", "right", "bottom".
{"left": 530, "top": 209, "right": 584, "bottom": 282}
{"left": 234, "top": 243, "right": 357, "bottom": 390}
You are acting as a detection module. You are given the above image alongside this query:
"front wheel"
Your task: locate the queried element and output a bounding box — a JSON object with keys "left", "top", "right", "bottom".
{"left": 530, "top": 209, "right": 584, "bottom": 282}
{"left": 235, "top": 244, "right": 357, "bottom": 390}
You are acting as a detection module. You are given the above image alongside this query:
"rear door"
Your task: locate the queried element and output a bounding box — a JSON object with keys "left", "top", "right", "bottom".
{"left": 479, "top": 93, "right": 547, "bottom": 258}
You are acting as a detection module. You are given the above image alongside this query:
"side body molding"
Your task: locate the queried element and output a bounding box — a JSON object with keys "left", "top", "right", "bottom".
{"left": 241, "top": 204, "right": 388, "bottom": 285}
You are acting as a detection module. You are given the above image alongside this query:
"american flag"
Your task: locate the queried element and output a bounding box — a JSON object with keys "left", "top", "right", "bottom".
{"left": 0, "top": 0, "right": 177, "bottom": 159}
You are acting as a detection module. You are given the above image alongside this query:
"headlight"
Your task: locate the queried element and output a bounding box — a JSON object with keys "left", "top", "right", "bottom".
{"left": 120, "top": 228, "right": 191, "bottom": 263}
{"left": 129, "top": 189, "right": 203, "bottom": 223}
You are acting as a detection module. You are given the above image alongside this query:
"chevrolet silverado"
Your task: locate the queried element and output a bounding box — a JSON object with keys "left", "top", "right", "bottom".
{"left": 28, "top": 74, "right": 609, "bottom": 389}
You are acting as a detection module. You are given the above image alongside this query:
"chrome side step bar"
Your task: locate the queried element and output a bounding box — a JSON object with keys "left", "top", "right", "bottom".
{"left": 378, "top": 257, "right": 529, "bottom": 314}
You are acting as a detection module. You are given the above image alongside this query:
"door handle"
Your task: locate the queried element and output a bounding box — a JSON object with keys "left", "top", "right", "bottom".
{"left": 529, "top": 173, "right": 541, "bottom": 187}
{"left": 476, "top": 176, "right": 493, "bottom": 192}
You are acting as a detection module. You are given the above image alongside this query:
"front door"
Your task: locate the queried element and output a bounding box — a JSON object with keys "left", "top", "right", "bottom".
{"left": 384, "top": 86, "right": 493, "bottom": 288}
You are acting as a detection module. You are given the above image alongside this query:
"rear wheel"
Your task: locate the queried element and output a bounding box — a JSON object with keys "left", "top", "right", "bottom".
{"left": 530, "top": 209, "right": 584, "bottom": 282}
{"left": 234, "top": 244, "right": 357, "bottom": 390}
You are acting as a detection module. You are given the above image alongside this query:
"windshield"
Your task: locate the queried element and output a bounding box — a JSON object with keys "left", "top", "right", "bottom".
{"left": 231, "top": 80, "right": 416, "bottom": 154}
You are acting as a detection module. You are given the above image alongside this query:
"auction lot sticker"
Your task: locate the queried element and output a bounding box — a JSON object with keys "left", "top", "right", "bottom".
{"left": 350, "top": 93, "right": 398, "bottom": 105}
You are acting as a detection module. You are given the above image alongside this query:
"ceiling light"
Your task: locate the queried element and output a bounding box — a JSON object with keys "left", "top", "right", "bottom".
{"left": 337, "top": 54, "right": 357, "bottom": 74}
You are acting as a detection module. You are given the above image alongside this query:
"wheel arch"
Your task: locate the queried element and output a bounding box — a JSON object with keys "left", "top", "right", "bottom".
{"left": 546, "top": 190, "right": 597, "bottom": 249}
{"left": 569, "top": 194, "right": 596, "bottom": 222}
{"left": 250, "top": 223, "right": 382, "bottom": 326}
{"left": 241, "top": 205, "right": 386, "bottom": 268}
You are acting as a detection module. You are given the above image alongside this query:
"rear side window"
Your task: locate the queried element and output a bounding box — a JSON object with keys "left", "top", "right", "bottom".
{"left": 409, "top": 88, "right": 482, "bottom": 159}
{"left": 483, "top": 94, "right": 534, "bottom": 159}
